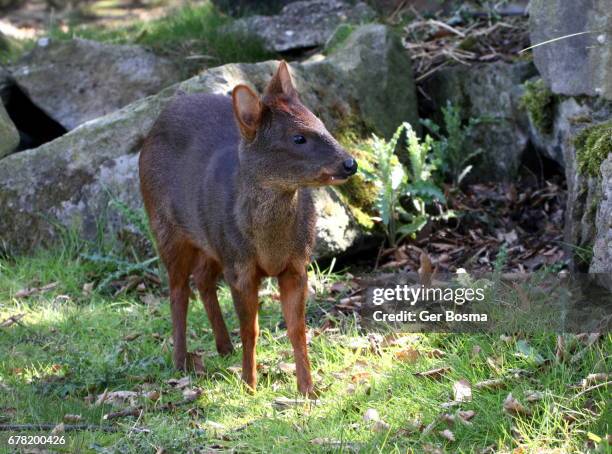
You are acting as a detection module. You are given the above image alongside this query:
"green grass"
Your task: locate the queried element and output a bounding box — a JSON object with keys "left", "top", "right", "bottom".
{"left": 0, "top": 247, "right": 610, "bottom": 453}
{"left": 2, "top": 1, "right": 274, "bottom": 71}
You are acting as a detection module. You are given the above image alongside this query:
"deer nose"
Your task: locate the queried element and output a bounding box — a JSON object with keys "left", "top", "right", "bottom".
{"left": 343, "top": 158, "right": 358, "bottom": 175}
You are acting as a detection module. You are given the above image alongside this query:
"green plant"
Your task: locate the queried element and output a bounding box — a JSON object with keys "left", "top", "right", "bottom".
{"left": 520, "top": 78, "right": 556, "bottom": 134}
{"left": 574, "top": 120, "right": 612, "bottom": 178}
{"left": 80, "top": 196, "right": 161, "bottom": 292}
{"left": 362, "top": 122, "right": 449, "bottom": 247}
{"left": 421, "top": 102, "right": 485, "bottom": 185}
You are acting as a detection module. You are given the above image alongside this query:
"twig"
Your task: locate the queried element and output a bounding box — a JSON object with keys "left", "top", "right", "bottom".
{"left": 519, "top": 31, "right": 597, "bottom": 53}
{"left": 103, "top": 398, "right": 195, "bottom": 420}
{"left": 0, "top": 313, "right": 25, "bottom": 328}
{"left": 429, "top": 19, "right": 465, "bottom": 37}
{"left": 0, "top": 424, "right": 118, "bottom": 432}
{"left": 572, "top": 380, "right": 611, "bottom": 401}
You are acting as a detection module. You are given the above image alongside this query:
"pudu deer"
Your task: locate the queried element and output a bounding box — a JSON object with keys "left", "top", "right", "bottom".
{"left": 139, "top": 61, "right": 357, "bottom": 396}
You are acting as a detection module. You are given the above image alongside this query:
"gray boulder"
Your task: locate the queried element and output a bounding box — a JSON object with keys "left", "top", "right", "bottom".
{"left": 11, "top": 38, "right": 181, "bottom": 131}
{"left": 0, "top": 24, "right": 417, "bottom": 257}
{"left": 0, "top": 102, "right": 19, "bottom": 158}
{"left": 590, "top": 154, "right": 612, "bottom": 290}
{"left": 228, "top": 0, "right": 376, "bottom": 53}
{"left": 422, "top": 61, "right": 537, "bottom": 181}
{"left": 529, "top": 0, "right": 612, "bottom": 100}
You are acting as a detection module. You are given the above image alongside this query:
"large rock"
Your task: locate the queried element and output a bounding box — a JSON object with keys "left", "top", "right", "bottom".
{"left": 591, "top": 154, "right": 612, "bottom": 289}
{"left": 422, "top": 61, "right": 537, "bottom": 181}
{"left": 525, "top": 95, "right": 612, "bottom": 268}
{"left": 10, "top": 38, "right": 181, "bottom": 131}
{"left": 0, "top": 24, "right": 417, "bottom": 257}
{"left": 529, "top": 0, "right": 612, "bottom": 100}
{"left": 228, "top": 0, "right": 376, "bottom": 53}
{"left": 0, "top": 102, "right": 19, "bottom": 158}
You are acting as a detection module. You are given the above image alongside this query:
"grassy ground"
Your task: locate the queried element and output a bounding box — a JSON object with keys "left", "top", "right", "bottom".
{"left": 0, "top": 245, "right": 610, "bottom": 453}
{"left": 1, "top": 1, "right": 274, "bottom": 70}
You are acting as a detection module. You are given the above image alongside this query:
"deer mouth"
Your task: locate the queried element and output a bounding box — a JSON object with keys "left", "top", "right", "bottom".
{"left": 317, "top": 173, "right": 349, "bottom": 186}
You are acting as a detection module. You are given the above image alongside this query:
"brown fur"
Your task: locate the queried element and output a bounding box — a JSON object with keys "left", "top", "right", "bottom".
{"left": 139, "top": 61, "right": 356, "bottom": 396}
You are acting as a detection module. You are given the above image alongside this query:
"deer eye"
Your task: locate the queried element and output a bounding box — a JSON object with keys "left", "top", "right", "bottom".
{"left": 293, "top": 135, "right": 306, "bottom": 145}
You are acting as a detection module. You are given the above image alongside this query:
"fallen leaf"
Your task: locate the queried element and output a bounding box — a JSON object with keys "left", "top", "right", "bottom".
{"left": 51, "top": 423, "right": 65, "bottom": 434}
{"left": 14, "top": 282, "right": 58, "bottom": 298}
{"left": 63, "top": 414, "right": 82, "bottom": 423}
{"left": 144, "top": 390, "right": 160, "bottom": 401}
{"left": 272, "top": 396, "right": 316, "bottom": 410}
{"left": 330, "top": 282, "right": 350, "bottom": 294}
{"left": 452, "top": 379, "right": 472, "bottom": 402}
{"left": 372, "top": 420, "right": 390, "bottom": 432}
{"left": 166, "top": 376, "right": 191, "bottom": 389}
{"left": 439, "top": 429, "right": 455, "bottom": 441}
{"left": 503, "top": 393, "right": 531, "bottom": 416}
{"left": 525, "top": 390, "right": 544, "bottom": 402}
{"left": 457, "top": 410, "right": 476, "bottom": 422}
{"left": 582, "top": 372, "right": 610, "bottom": 386}
{"left": 428, "top": 348, "right": 446, "bottom": 358}
{"left": 278, "top": 362, "right": 296, "bottom": 375}
{"left": 186, "top": 352, "right": 205, "bottom": 376}
{"left": 363, "top": 408, "right": 380, "bottom": 422}
{"left": 414, "top": 367, "right": 450, "bottom": 380}
{"left": 123, "top": 333, "right": 141, "bottom": 342}
{"left": 395, "top": 347, "right": 420, "bottom": 363}
{"left": 0, "top": 313, "right": 25, "bottom": 328}
{"left": 96, "top": 390, "right": 139, "bottom": 406}
{"left": 82, "top": 282, "right": 94, "bottom": 296}
{"left": 182, "top": 388, "right": 202, "bottom": 402}
{"left": 418, "top": 252, "right": 434, "bottom": 286}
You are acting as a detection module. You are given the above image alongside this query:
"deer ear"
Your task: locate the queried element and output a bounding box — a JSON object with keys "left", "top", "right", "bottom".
{"left": 265, "top": 60, "right": 297, "bottom": 98}
{"left": 232, "top": 84, "right": 261, "bottom": 140}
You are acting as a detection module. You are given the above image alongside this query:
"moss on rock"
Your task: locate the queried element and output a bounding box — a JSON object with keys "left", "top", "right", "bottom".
{"left": 574, "top": 120, "right": 612, "bottom": 178}
{"left": 334, "top": 136, "right": 379, "bottom": 230}
{"left": 520, "top": 78, "right": 556, "bottom": 134}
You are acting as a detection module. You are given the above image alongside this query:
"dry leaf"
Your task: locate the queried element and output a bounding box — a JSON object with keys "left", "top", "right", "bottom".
{"left": 63, "top": 414, "right": 81, "bottom": 423}
{"left": 272, "top": 397, "right": 315, "bottom": 410}
{"left": 363, "top": 408, "right": 380, "bottom": 422}
{"left": 144, "top": 390, "right": 161, "bottom": 401}
{"left": 452, "top": 379, "right": 472, "bottom": 402}
{"left": 96, "top": 390, "right": 139, "bottom": 406}
{"left": 414, "top": 367, "right": 450, "bottom": 380}
{"left": 123, "top": 333, "right": 141, "bottom": 342}
{"left": 582, "top": 372, "right": 610, "bottom": 386}
{"left": 372, "top": 420, "right": 390, "bottom": 432}
{"left": 186, "top": 352, "right": 205, "bottom": 376}
{"left": 503, "top": 393, "right": 531, "bottom": 416}
{"left": 51, "top": 423, "right": 65, "bottom": 434}
{"left": 524, "top": 390, "right": 544, "bottom": 402}
{"left": 439, "top": 429, "right": 455, "bottom": 442}
{"left": 428, "top": 348, "right": 446, "bottom": 358}
{"left": 418, "top": 252, "right": 434, "bottom": 286}
{"left": 166, "top": 376, "right": 191, "bottom": 389}
{"left": 457, "top": 410, "right": 476, "bottom": 422}
{"left": 14, "top": 282, "right": 58, "bottom": 298}
{"left": 182, "top": 388, "right": 202, "bottom": 402}
{"left": 82, "top": 282, "right": 94, "bottom": 296}
{"left": 278, "top": 362, "right": 296, "bottom": 375}
{"left": 0, "top": 313, "right": 25, "bottom": 328}
{"left": 474, "top": 378, "right": 506, "bottom": 390}
{"left": 394, "top": 347, "right": 420, "bottom": 363}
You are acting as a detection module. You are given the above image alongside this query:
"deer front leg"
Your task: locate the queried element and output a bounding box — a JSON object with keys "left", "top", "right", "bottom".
{"left": 278, "top": 267, "right": 314, "bottom": 397}
{"left": 226, "top": 267, "right": 260, "bottom": 391}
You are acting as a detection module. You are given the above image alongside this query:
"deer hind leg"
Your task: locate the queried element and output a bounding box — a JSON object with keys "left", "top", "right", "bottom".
{"left": 158, "top": 236, "right": 197, "bottom": 371}
{"left": 193, "top": 255, "right": 234, "bottom": 356}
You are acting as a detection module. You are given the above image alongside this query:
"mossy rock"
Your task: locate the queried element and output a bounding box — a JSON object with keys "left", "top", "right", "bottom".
{"left": 574, "top": 120, "right": 612, "bottom": 178}
{"left": 520, "top": 78, "right": 556, "bottom": 134}
{"left": 324, "top": 24, "right": 356, "bottom": 55}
